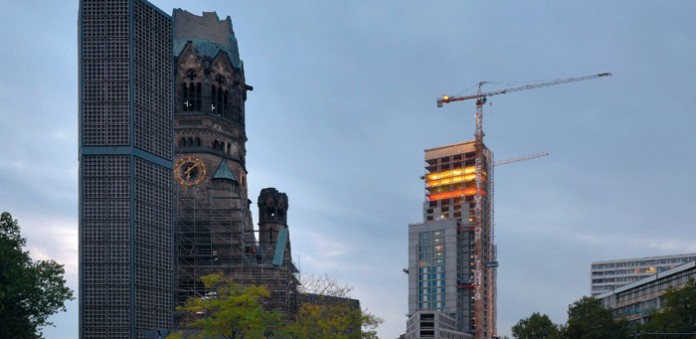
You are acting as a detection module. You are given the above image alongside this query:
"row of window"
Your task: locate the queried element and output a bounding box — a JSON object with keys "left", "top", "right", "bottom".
{"left": 135, "top": 181, "right": 171, "bottom": 209}
{"left": 83, "top": 227, "right": 129, "bottom": 243}
{"left": 81, "top": 1, "right": 127, "bottom": 16}
{"left": 592, "top": 257, "right": 695, "bottom": 270}
{"left": 83, "top": 201, "right": 130, "bottom": 221}
{"left": 616, "top": 270, "right": 695, "bottom": 304}
{"left": 418, "top": 302, "right": 444, "bottom": 310}
{"left": 428, "top": 197, "right": 479, "bottom": 208}
{"left": 82, "top": 243, "right": 130, "bottom": 263}
{"left": 83, "top": 178, "right": 129, "bottom": 199}
{"left": 180, "top": 82, "right": 239, "bottom": 116}
{"left": 419, "top": 290, "right": 446, "bottom": 301}
{"left": 419, "top": 266, "right": 444, "bottom": 273}
{"left": 177, "top": 137, "right": 239, "bottom": 156}
{"left": 593, "top": 266, "right": 675, "bottom": 279}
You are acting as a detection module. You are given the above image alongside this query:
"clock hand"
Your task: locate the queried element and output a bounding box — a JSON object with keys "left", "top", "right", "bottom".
{"left": 184, "top": 163, "right": 199, "bottom": 176}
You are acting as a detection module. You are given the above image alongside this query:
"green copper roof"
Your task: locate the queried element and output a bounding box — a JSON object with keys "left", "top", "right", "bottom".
{"left": 172, "top": 9, "right": 244, "bottom": 69}
{"left": 173, "top": 39, "right": 243, "bottom": 69}
{"left": 273, "top": 227, "right": 288, "bottom": 267}
{"left": 212, "top": 161, "right": 238, "bottom": 182}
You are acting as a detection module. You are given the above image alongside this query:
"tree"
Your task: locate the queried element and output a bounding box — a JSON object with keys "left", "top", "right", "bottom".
{"left": 0, "top": 212, "right": 74, "bottom": 339}
{"left": 563, "top": 296, "right": 628, "bottom": 339}
{"left": 511, "top": 312, "right": 561, "bottom": 339}
{"left": 171, "top": 273, "right": 288, "bottom": 339}
{"left": 288, "top": 274, "right": 383, "bottom": 339}
{"left": 641, "top": 278, "right": 696, "bottom": 336}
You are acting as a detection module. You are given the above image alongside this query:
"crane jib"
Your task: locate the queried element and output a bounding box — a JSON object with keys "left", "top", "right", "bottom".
{"left": 436, "top": 71, "right": 613, "bottom": 108}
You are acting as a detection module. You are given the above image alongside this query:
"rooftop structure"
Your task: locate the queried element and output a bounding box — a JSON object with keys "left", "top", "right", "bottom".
{"left": 591, "top": 253, "right": 696, "bottom": 296}
{"left": 598, "top": 260, "right": 696, "bottom": 324}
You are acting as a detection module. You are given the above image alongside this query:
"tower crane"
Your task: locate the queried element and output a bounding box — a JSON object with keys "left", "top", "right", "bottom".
{"left": 493, "top": 151, "right": 549, "bottom": 167}
{"left": 437, "top": 72, "right": 612, "bottom": 143}
{"left": 435, "top": 72, "right": 611, "bottom": 339}
{"left": 490, "top": 150, "right": 549, "bottom": 262}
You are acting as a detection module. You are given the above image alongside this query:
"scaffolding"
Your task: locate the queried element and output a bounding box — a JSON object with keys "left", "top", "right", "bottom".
{"left": 175, "top": 184, "right": 299, "bottom": 325}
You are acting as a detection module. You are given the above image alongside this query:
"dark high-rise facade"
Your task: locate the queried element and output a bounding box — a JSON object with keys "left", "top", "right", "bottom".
{"left": 78, "top": 1, "right": 173, "bottom": 337}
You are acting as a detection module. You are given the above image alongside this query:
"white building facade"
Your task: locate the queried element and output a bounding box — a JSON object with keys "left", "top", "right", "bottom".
{"left": 591, "top": 253, "right": 696, "bottom": 296}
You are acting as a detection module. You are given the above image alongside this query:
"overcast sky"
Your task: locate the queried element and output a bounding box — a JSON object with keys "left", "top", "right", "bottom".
{"left": 1, "top": 1, "right": 696, "bottom": 338}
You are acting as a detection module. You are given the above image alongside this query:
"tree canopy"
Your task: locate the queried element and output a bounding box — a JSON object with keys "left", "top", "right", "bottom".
{"left": 289, "top": 274, "right": 383, "bottom": 339}
{"left": 511, "top": 312, "right": 561, "bottom": 339}
{"left": 641, "top": 278, "right": 696, "bottom": 336}
{"left": 173, "top": 273, "right": 383, "bottom": 339}
{"left": 0, "top": 212, "right": 74, "bottom": 339}
{"left": 171, "top": 273, "right": 287, "bottom": 339}
{"left": 564, "top": 296, "right": 627, "bottom": 339}
{"left": 512, "top": 297, "right": 628, "bottom": 339}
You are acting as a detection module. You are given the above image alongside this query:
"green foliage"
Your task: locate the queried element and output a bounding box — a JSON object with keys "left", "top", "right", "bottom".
{"left": 289, "top": 274, "right": 383, "bottom": 339}
{"left": 0, "top": 212, "right": 74, "bottom": 339}
{"left": 287, "top": 299, "right": 382, "bottom": 339}
{"left": 641, "top": 278, "right": 696, "bottom": 336}
{"left": 172, "top": 273, "right": 288, "bottom": 339}
{"left": 512, "top": 297, "right": 631, "bottom": 339}
{"left": 289, "top": 301, "right": 361, "bottom": 338}
{"left": 173, "top": 273, "right": 383, "bottom": 339}
{"left": 511, "top": 312, "right": 561, "bottom": 339}
{"left": 563, "top": 296, "right": 627, "bottom": 339}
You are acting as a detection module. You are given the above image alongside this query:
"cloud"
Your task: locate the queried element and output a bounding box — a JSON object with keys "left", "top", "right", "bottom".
{"left": 574, "top": 233, "right": 696, "bottom": 255}
{"left": 22, "top": 216, "right": 79, "bottom": 287}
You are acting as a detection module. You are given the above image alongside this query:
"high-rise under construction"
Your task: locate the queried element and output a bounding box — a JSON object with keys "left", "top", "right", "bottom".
{"left": 406, "top": 70, "right": 611, "bottom": 339}
{"left": 406, "top": 140, "right": 496, "bottom": 339}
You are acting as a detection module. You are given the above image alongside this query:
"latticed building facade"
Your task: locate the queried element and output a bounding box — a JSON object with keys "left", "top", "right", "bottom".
{"left": 78, "top": 0, "right": 174, "bottom": 337}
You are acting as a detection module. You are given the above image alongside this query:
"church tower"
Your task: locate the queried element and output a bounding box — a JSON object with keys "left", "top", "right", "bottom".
{"left": 172, "top": 10, "right": 255, "bottom": 306}
{"left": 258, "top": 188, "right": 289, "bottom": 258}
{"left": 172, "top": 9, "right": 299, "bottom": 323}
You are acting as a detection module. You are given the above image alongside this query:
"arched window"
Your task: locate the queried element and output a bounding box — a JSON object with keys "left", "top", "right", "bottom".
{"left": 212, "top": 75, "right": 228, "bottom": 116}
{"left": 211, "top": 85, "right": 218, "bottom": 114}
{"left": 182, "top": 69, "right": 202, "bottom": 112}
{"left": 181, "top": 82, "right": 202, "bottom": 112}
{"left": 213, "top": 140, "right": 219, "bottom": 150}
{"left": 195, "top": 137, "right": 201, "bottom": 147}
{"left": 187, "top": 137, "right": 193, "bottom": 147}
{"left": 223, "top": 91, "right": 229, "bottom": 116}
{"left": 178, "top": 137, "right": 185, "bottom": 148}
{"left": 195, "top": 83, "right": 202, "bottom": 111}
{"left": 182, "top": 83, "right": 191, "bottom": 111}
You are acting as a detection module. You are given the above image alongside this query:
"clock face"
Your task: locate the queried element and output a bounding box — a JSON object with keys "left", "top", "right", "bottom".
{"left": 174, "top": 156, "right": 207, "bottom": 186}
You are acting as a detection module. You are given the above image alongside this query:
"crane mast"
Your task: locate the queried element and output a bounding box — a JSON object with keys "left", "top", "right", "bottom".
{"left": 436, "top": 72, "right": 611, "bottom": 339}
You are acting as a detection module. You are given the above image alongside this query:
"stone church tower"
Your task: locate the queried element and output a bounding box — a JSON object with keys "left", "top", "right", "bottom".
{"left": 172, "top": 10, "right": 298, "bottom": 319}
{"left": 172, "top": 10, "right": 255, "bottom": 305}
{"left": 258, "top": 187, "right": 290, "bottom": 259}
